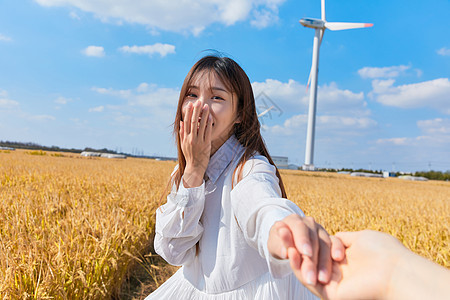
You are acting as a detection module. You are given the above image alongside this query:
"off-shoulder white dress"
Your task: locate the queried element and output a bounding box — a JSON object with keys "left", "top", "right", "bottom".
{"left": 146, "top": 135, "right": 318, "bottom": 300}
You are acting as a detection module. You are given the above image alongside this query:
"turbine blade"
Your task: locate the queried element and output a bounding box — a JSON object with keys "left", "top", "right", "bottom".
{"left": 321, "top": 0, "right": 326, "bottom": 21}
{"left": 306, "top": 70, "right": 311, "bottom": 92}
{"left": 307, "top": 28, "right": 324, "bottom": 92}
{"left": 306, "top": 57, "right": 316, "bottom": 92}
{"left": 325, "top": 22, "right": 373, "bottom": 31}
{"left": 257, "top": 106, "right": 274, "bottom": 118}
{"left": 319, "top": 29, "right": 325, "bottom": 47}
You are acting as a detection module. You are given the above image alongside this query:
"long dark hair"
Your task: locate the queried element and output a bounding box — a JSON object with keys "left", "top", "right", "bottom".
{"left": 170, "top": 55, "right": 287, "bottom": 198}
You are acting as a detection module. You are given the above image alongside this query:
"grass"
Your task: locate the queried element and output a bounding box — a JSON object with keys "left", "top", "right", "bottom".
{"left": 0, "top": 149, "right": 448, "bottom": 298}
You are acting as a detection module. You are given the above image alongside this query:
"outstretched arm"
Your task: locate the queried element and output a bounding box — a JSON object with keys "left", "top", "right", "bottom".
{"left": 289, "top": 230, "right": 450, "bottom": 300}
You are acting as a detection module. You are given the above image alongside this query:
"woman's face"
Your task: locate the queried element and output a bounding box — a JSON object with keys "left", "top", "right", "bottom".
{"left": 182, "top": 71, "right": 239, "bottom": 153}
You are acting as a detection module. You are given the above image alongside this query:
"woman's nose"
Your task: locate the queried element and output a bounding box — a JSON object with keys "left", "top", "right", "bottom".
{"left": 196, "top": 96, "right": 206, "bottom": 106}
{"left": 194, "top": 97, "right": 211, "bottom": 109}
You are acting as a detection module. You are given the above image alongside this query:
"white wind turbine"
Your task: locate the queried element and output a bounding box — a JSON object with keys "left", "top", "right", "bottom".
{"left": 300, "top": 0, "right": 373, "bottom": 171}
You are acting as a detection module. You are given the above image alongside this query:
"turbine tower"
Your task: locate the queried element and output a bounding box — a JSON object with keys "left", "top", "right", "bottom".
{"left": 300, "top": 0, "right": 373, "bottom": 171}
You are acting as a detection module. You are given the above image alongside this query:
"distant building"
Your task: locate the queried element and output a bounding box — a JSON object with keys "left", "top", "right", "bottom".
{"left": 0, "top": 147, "right": 15, "bottom": 150}
{"left": 100, "top": 153, "right": 126, "bottom": 159}
{"left": 398, "top": 175, "right": 428, "bottom": 181}
{"left": 383, "top": 171, "right": 396, "bottom": 178}
{"left": 351, "top": 172, "right": 383, "bottom": 178}
{"left": 272, "top": 156, "right": 289, "bottom": 169}
{"left": 81, "top": 151, "right": 101, "bottom": 157}
{"left": 81, "top": 151, "right": 126, "bottom": 159}
{"left": 288, "top": 164, "right": 299, "bottom": 170}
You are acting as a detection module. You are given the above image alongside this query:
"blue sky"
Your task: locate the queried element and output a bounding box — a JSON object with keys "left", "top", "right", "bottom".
{"left": 0, "top": 0, "right": 449, "bottom": 172}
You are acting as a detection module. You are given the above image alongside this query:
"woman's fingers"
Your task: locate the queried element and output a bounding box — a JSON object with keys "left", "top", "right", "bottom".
{"left": 279, "top": 215, "right": 316, "bottom": 285}
{"left": 183, "top": 101, "right": 212, "bottom": 140}
{"left": 317, "top": 226, "right": 332, "bottom": 284}
{"left": 198, "top": 104, "right": 209, "bottom": 140}
{"left": 205, "top": 113, "right": 212, "bottom": 142}
{"left": 283, "top": 215, "right": 313, "bottom": 258}
{"left": 281, "top": 214, "right": 345, "bottom": 286}
{"left": 179, "top": 121, "right": 185, "bottom": 143}
{"left": 299, "top": 216, "right": 319, "bottom": 285}
{"left": 190, "top": 101, "right": 202, "bottom": 136}
{"left": 184, "top": 102, "right": 193, "bottom": 135}
{"left": 287, "top": 246, "right": 302, "bottom": 272}
{"left": 268, "top": 221, "right": 291, "bottom": 259}
{"left": 277, "top": 223, "right": 294, "bottom": 258}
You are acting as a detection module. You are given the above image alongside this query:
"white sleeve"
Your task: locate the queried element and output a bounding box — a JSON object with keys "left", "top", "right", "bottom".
{"left": 154, "top": 174, "right": 206, "bottom": 266}
{"left": 230, "top": 155, "right": 305, "bottom": 278}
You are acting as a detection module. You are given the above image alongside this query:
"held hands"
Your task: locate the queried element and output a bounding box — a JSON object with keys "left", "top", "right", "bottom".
{"left": 305, "top": 230, "right": 405, "bottom": 300}
{"left": 293, "top": 230, "right": 434, "bottom": 300}
{"left": 180, "top": 101, "right": 213, "bottom": 188}
{"left": 268, "top": 214, "right": 345, "bottom": 290}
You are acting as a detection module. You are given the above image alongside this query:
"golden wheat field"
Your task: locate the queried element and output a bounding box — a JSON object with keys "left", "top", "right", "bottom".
{"left": 0, "top": 149, "right": 449, "bottom": 299}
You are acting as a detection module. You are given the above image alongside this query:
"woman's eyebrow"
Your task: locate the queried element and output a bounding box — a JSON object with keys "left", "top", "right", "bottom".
{"left": 188, "top": 85, "right": 229, "bottom": 93}
{"left": 211, "top": 86, "right": 229, "bottom": 93}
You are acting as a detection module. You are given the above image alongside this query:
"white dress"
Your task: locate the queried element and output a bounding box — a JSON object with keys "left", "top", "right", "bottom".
{"left": 146, "top": 135, "right": 318, "bottom": 300}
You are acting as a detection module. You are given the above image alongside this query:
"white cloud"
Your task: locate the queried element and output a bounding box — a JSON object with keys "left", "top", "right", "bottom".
{"left": 265, "top": 113, "right": 377, "bottom": 137}
{"left": 250, "top": 0, "right": 284, "bottom": 29}
{"left": 250, "top": 9, "right": 273, "bottom": 28}
{"left": 0, "top": 99, "right": 19, "bottom": 109}
{"left": 82, "top": 45, "right": 105, "bottom": 57}
{"left": 0, "top": 34, "right": 12, "bottom": 42}
{"left": 252, "top": 79, "right": 368, "bottom": 116}
{"left": 54, "top": 96, "right": 72, "bottom": 105}
{"left": 137, "top": 83, "right": 149, "bottom": 93}
{"left": 92, "top": 83, "right": 179, "bottom": 108}
{"left": 358, "top": 65, "right": 410, "bottom": 79}
{"left": 414, "top": 69, "right": 423, "bottom": 78}
{"left": 69, "top": 11, "right": 80, "bottom": 20}
{"left": 0, "top": 90, "right": 19, "bottom": 109}
{"left": 374, "top": 118, "right": 450, "bottom": 170}
{"left": 252, "top": 79, "right": 304, "bottom": 109}
{"left": 87, "top": 83, "right": 180, "bottom": 144}
{"left": 89, "top": 105, "right": 104, "bottom": 113}
{"left": 119, "top": 43, "right": 176, "bottom": 57}
{"left": 34, "top": 0, "right": 285, "bottom": 34}
{"left": 417, "top": 118, "right": 450, "bottom": 135}
{"left": 31, "top": 115, "right": 56, "bottom": 121}
{"left": 371, "top": 78, "right": 450, "bottom": 114}
{"left": 437, "top": 47, "right": 450, "bottom": 56}
{"left": 91, "top": 86, "right": 132, "bottom": 98}
{"left": 219, "top": 0, "right": 252, "bottom": 25}
{"left": 376, "top": 137, "right": 409, "bottom": 146}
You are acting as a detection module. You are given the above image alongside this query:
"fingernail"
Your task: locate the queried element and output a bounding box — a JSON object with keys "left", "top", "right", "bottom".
{"left": 306, "top": 271, "right": 315, "bottom": 285}
{"left": 280, "top": 246, "right": 287, "bottom": 259}
{"left": 318, "top": 269, "right": 327, "bottom": 282}
{"left": 302, "top": 244, "right": 313, "bottom": 257}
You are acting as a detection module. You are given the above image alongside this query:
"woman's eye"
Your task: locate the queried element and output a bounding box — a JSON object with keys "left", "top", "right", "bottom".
{"left": 212, "top": 96, "right": 224, "bottom": 100}
{"left": 186, "top": 93, "right": 197, "bottom": 98}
